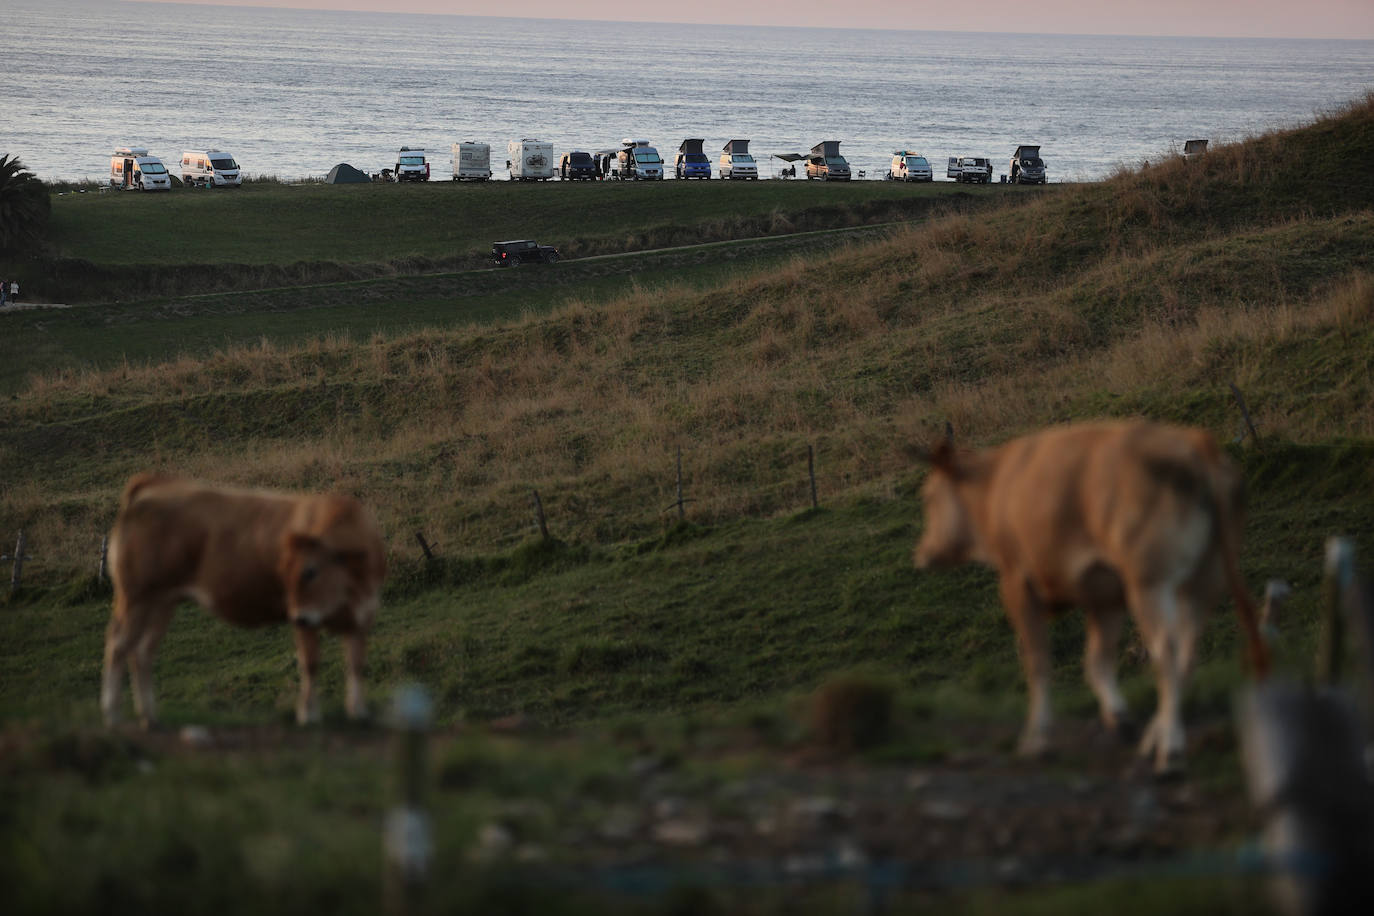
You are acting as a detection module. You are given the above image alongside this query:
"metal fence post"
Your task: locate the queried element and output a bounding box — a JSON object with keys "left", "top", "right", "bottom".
{"left": 385, "top": 684, "right": 433, "bottom": 916}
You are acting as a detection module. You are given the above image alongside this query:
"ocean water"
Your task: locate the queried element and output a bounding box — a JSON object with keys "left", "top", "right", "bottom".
{"left": 6, "top": 0, "right": 1374, "bottom": 183}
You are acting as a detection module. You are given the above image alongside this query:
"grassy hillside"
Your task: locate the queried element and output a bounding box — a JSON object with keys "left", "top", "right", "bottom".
{"left": 1, "top": 95, "right": 1372, "bottom": 915}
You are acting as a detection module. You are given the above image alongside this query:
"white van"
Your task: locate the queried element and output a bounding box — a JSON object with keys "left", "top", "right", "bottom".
{"left": 451, "top": 142, "right": 491, "bottom": 181}
{"left": 109, "top": 147, "right": 172, "bottom": 191}
{"left": 888, "top": 150, "right": 933, "bottom": 182}
{"left": 180, "top": 149, "right": 242, "bottom": 188}
{"left": 612, "top": 139, "right": 663, "bottom": 181}
{"left": 719, "top": 139, "right": 758, "bottom": 180}
{"left": 507, "top": 139, "right": 555, "bottom": 181}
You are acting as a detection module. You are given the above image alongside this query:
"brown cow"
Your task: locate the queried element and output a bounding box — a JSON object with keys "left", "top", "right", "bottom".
{"left": 913, "top": 421, "right": 1269, "bottom": 773}
{"left": 102, "top": 474, "right": 387, "bottom": 728}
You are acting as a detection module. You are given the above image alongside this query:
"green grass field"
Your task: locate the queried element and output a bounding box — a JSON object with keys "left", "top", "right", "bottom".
{"left": 3, "top": 95, "right": 1373, "bottom": 914}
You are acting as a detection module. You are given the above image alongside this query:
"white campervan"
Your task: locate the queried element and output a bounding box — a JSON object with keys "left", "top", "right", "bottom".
{"left": 612, "top": 139, "right": 663, "bottom": 181}
{"left": 507, "top": 139, "right": 555, "bottom": 181}
{"left": 888, "top": 151, "right": 933, "bottom": 182}
{"left": 109, "top": 147, "right": 172, "bottom": 191}
{"left": 451, "top": 142, "right": 491, "bottom": 181}
{"left": 719, "top": 139, "right": 758, "bottom": 180}
{"left": 180, "top": 149, "right": 242, "bottom": 188}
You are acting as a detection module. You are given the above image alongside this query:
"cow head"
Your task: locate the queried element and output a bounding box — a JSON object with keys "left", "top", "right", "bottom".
{"left": 280, "top": 532, "right": 373, "bottom": 629}
{"left": 912, "top": 437, "right": 983, "bottom": 569}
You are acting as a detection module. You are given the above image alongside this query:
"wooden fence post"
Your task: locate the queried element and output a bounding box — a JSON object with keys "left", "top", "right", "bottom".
{"left": 1231, "top": 382, "right": 1261, "bottom": 445}
{"left": 9, "top": 530, "right": 26, "bottom": 594}
{"left": 385, "top": 684, "right": 433, "bottom": 916}
{"left": 807, "top": 444, "right": 819, "bottom": 510}
{"left": 414, "top": 532, "right": 436, "bottom": 561}
{"left": 675, "top": 445, "right": 685, "bottom": 521}
{"left": 532, "top": 490, "right": 549, "bottom": 540}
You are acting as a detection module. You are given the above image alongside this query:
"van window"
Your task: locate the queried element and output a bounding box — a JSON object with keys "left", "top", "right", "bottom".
{"left": 210, "top": 157, "right": 237, "bottom": 170}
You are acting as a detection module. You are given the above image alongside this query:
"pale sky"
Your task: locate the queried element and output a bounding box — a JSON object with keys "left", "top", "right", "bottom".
{"left": 142, "top": 0, "right": 1374, "bottom": 39}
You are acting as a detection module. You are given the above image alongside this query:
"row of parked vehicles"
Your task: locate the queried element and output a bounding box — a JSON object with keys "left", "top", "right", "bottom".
{"left": 106, "top": 140, "right": 1051, "bottom": 190}
{"left": 886, "top": 146, "right": 1048, "bottom": 185}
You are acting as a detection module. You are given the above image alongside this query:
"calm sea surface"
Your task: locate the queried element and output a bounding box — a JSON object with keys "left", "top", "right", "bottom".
{"left": 7, "top": 0, "right": 1374, "bottom": 182}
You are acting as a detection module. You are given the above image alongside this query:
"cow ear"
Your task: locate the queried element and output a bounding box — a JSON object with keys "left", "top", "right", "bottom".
{"left": 929, "top": 437, "right": 957, "bottom": 471}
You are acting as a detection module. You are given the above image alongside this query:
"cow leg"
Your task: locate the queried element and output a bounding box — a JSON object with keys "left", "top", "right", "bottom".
{"left": 1084, "top": 606, "right": 1131, "bottom": 737}
{"left": 101, "top": 604, "right": 139, "bottom": 727}
{"left": 293, "top": 625, "right": 322, "bottom": 725}
{"left": 1005, "top": 577, "right": 1053, "bottom": 757}
{"left": 342, "top": 632, "right": 368, "bottom": 720}
{"left": 128, "top": 603, "right": 176, "bottom": 729}
{"left": 1131, "top": 586, "right": 1186, "bottom": 773}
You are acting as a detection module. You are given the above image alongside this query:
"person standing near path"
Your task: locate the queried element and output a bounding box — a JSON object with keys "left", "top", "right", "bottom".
{"left": 8, "top": 280, "right": 17, "bottom": 305}
{"left": 0, "top": 278, "right": 7, "bottom": 307}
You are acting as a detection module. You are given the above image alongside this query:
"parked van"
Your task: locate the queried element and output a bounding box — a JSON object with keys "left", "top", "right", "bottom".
{"left": 394, "top": 147, "right": 430, "bottom": 181}
{"left": 180, "top": 149, "right": 242, "bottom": 188}
{"left": 718, "top": 139, "right": 758, "bottom": 180}
{"left": 612, "top": 139, "right": 663, "bottom": 181}
{"left": 109, "top": 147, "right": 171, "bottom": 191}
{"left": 888, "top": 150, "right": 932, "bottom": 182}
{"left": 675, "top": 139, "right": 711, "bottom": 179}
{"left": 451, "top": 142, "right": 491, "bottom": 181}
{"left": 1008, "top": 145, "right": 1047, "bottom": 184}
{"left": 805, "top": 141, "right": 850, "bottom": 181}
{"left": 1182, "top": 138, "right": 1209, "bottom": 160}
{"left": 559, "top": 151, "right": 598, "bottom": 180}
{"left": 507, "top": 139, "right": 555, "bottom": 181}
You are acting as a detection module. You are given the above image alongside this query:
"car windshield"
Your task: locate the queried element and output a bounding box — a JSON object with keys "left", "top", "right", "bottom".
{"left": 399, "top": 156, "right": 425, "bottom": 165}
{"left": 826, "top": 157, "right": 847, "bottom": 167}
{"left": 735, "top": 154, "right": 755, "bottom": 163}
{"left": 570, "top": 153, "right": 592, "bottom": 164}
{"left": 633, "top": 150, "right": 661, "bottom": 164}
{"left": 907, "top": 157, "right": 928, "bottom": 168}
{"left": 1022, "top": 157, "right": 1043, "bottom": 167}
{"left": 210, "top": 157, "right": 238, "bottom": 170}
{"left": 686, "top": 154, "right": 708, "bottom": 163}
{"left": 139, "top": 161, "right": 166, "bottom": 174}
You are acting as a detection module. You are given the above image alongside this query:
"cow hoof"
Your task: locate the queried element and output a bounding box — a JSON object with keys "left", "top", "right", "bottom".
{"left": 1108, "top": 716, "right": 1140, "bottom": 746}
{"left": 1153, "top": 752, "right": 1186, "bottom": 781}
{"left": 1016, "top": 734, "right": 1052, "bottom": 760}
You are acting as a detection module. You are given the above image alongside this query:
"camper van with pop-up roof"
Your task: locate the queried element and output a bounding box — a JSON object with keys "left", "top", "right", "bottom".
{"left": 806, "top": 141, "right": 850, "bottom": 181}
{"left": 719, "top": 139, "right": 758, "bottom": 180}
{"left": 110, "top": 147, "right": 171, "bottom": 191}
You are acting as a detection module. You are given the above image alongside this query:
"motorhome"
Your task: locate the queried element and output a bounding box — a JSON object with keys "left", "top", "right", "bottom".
{"left": 1008, "top": 145, "right": 1047, "bottom": 184}
{"left": 180, "top": 149, "right": 242, "bottom": 188}
{"left": 612, "top": 139, "right": 663, "bottom": 181}
{"left": 507, "top": 139, "right": 555, "bottom": 181}
{"left": 451, "top": 142, "right": 491, "bottom": 181}
{"left": 888, "top": 150, "right": 933, "bottom": 182}
{"left": 718, "top": 139, "right": 758, "bottom": 180}
{"left": 109, "top": 147, "right": 172, "bottom": 191}
{"left": 675, "top": 139, "right": 711, "bottom": 179}
{"left": 806, "top": 141, "right": 850, "bottom": 181}
{"left": 394, "top": 147, "right": 430, "bottom": 181}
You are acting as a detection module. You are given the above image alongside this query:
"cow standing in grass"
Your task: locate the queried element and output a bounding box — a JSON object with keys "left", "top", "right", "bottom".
{"left": 102, "top": 474, "right": 387, "bottom": 728}
{"left": 913, "top": 421, "right": 1269, "bottom": 773}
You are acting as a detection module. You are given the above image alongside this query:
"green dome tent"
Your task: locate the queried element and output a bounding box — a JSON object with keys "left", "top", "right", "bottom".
{"left": 325, "top": 163, "right": 370, "bottom": 184}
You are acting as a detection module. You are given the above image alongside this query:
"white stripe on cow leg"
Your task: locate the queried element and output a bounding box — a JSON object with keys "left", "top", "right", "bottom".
{"left": 343, "top": 632, "right": 368, "bottom": 720}
{"left": 101, "top": 612, "right": 135, "bottom": 727}
{"left": 294, "top": 625, "right": 322, "bottom": 725}
{"left": 1084, "top": 606, "right": 1131, "bottom": 736}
